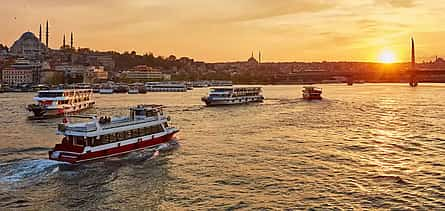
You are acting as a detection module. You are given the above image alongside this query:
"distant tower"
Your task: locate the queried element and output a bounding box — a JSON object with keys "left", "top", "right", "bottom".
{"left": 251, "top": 51, "right": 254, "bottom": 58}
{"left": 45, "top": 20, "right": 49, "bottom": 48}
{"left": 63, "top": 34, "right": 66, "bottom": 49}
{"left": 410, "top": 37, "right": 418, "bottom": 87}
{"left": 411, "top": 37, "right": 415, "bottom": 69}
{"left": 70, "top": 32, "right": 73, "bottom": 48}
{"left": 39, "top": 24, "right": 42, "bottom": 42}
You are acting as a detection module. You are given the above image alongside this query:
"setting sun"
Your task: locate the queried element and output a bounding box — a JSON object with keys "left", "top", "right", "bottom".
{"left": 378, "top": 49, "right": 396, "bottom": 63}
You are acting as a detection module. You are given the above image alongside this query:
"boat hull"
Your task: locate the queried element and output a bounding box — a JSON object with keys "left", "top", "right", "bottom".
{"left": 49, "top": 131, "right": 177, "bottom": 163}
{"left": 28, "top": 102, "right": 95, "bottom": 119}
{"left": 202, "top": 96, "right": 264, "bottom": 106}
{"left": 302, "top": 93, "right": 322, "bottom": 100}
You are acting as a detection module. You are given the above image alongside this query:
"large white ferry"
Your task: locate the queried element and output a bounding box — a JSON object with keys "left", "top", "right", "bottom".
{"left": 49, "top": 105, "right": 179, "bottom": 163}
{"left": 27, "top": 89, "right": 95, "bottom": 119}
{"left": 201, "top": 87, "right": 264, "bottom": 106}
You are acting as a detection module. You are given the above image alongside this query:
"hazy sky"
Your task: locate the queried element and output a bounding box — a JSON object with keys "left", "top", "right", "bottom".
{"left": 1, "top": 0, "right": 444, "bottom": 62}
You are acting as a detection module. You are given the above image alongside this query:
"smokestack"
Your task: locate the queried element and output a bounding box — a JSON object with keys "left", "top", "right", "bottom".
{"left": 70, "top": 32, "right": 73, "bottom": 48}
{"left": 411, "top": 37, "right": 415, "bottom": 69}
{"left": 63, "top": 34, "right": 66, "bottom": 49}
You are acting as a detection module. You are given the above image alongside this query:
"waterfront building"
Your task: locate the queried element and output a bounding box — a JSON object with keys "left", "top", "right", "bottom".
{"left": 87, "top": 54, "right": 115, "bottom": 71}
{"left": 55, "top": 64, "right": 108, "bottom": 83}
{"left": 84, "top": 66, "right": 109, "bottom": 83}
{"left": 2, "top": 58, "right": 42, "bottom": 85}
{"left": 2, "top": 67, "right": 33, "bottom": 85}
{"left": 123, "top": 65, "right": 169, "bottom": 82}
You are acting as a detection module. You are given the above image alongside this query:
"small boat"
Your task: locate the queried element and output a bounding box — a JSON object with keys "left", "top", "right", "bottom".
{"left": 49, "top": 105, "right": 179, "bottom": 163}
{"left": 302, "top": 86, "right": 322, "bottom": 100}
{"left": 113, "top": 84, "right": 129, "bottom": 93}
{"left": 128, "top": 83, "right": 145, "bottom": 94}
{"left": 201, "top": 87, "right": 264, "bottom": 106}
{"left": 27, "top": 89, "right": 95, "bottom": 119}
{"left": 128, "top": 87, "right": 139, "bottom": 94}
{"left": 209, "top": 80, "right": 233, "bottom": 87}
{"left": 99, "top": 83, "right": 114, "bottom": 94}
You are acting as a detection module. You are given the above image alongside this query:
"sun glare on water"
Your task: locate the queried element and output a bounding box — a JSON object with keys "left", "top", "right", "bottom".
{"left": 378, "top": 49, "right": 396, "bottom": 64}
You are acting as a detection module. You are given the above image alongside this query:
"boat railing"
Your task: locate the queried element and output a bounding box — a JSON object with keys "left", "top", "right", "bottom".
{"left": 100, "top": 116, "right": 164, "bottom": 130}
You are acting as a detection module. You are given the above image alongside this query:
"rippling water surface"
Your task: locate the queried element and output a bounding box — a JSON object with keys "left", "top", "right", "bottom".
{"left": 0, "top": 84, "right": 444, "bottom": 210}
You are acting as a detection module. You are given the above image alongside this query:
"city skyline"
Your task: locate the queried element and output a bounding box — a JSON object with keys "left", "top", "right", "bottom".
{"left": 1, "top": 0, "right": 445, "bottom": 63}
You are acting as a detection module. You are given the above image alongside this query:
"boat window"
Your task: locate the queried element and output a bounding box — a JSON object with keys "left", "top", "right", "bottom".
{"left": 86, "top": 137, "right": 94, "bottom": 146}
{"left": 74, "top": 136, "right": 85, "bottom": 146}
{"left": 163, "top": 122, "right": 169, "bottom": 128}
{"left": 62, "top": 136, "right": 71, "bottom": 145}
{"left": 135, "top": 109, "right": 145, "bottom": 116}
{"left": 132, "top": 129, "right": 140, "bottom": 137}
{"left": 138, "top": 128, "right": 145, "bottom": 136}
{"left": 109, "top": 133, "right": 116, "bottom": 142}
{"left": 143, "top": 127, "right": 150, "bottom": 135}
{"left": 117, "top": 131, "right": 127, "bottom": 141}
{"left": 146, "top": 110, "right": 156, "bottom": 117}
{"left": 67, "top": 136, "right": 74, "bottom": 144}
{"left": 101, "top": 134, "right": 110, "bottom": 143}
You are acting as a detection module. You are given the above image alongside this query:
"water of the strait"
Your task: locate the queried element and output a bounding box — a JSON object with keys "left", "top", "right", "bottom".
{"left": 0, "top": 84, "right": 444, "bottom": 210}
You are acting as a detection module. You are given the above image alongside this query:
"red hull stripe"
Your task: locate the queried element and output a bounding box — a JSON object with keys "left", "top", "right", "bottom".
{"left": 49, "top": 132, "right": 175, "bottom": 163}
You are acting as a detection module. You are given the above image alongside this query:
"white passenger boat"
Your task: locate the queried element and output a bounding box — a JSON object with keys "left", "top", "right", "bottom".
{"left": 201, "top": 87, "right": 264, "bottom": 106}
{"left": 145, "top": 82, "right": 187, "bottom": 92}
{"left": 49, "top": 105, "right": 179, "bottom": 163}
{"left": 27, "top": 89, "right": 95, "bottom": 119}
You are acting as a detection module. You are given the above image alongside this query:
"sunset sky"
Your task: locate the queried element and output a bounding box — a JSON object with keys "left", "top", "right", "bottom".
{"left": 1, "top": 0, "right": 445, "bottom": 62}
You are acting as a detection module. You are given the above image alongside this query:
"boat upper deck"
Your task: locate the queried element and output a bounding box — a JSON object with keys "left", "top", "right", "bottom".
{"left": 36, "top": 89, "right": 93, "bottom": 99}
{"left": 58, "top": 105, "right": 167, "bottom": 136}
{"left": 210, "top": 87, "right": 262, "bottom": 93}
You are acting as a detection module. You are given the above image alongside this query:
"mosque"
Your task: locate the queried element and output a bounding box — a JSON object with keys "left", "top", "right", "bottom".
{"left": 10, "top": 21, "right": 49, "bottom": 60}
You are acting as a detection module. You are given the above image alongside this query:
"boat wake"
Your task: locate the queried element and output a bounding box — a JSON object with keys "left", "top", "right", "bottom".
{"left": 119, "top": 139, "right": 180, "bottom": 162}
{"left": 0, "top": 159, "right": 63, "bottom": 187}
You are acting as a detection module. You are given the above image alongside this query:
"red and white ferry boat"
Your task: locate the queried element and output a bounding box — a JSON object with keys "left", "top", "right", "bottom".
{"left": 49, "top": 105, "right": 179, "bottom": 163}
{"left": 27, "top": 89, "right": 95, "bottom": 119}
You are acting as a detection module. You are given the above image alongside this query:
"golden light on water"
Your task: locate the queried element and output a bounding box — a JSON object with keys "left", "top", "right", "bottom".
{"left": 378, "top": 49, "right": 396, "bottom": 64}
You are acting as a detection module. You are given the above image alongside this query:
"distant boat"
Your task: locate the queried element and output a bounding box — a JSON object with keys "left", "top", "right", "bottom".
{"left": 113, "top": 84, "right": 129, "bottom": 93}
{"left": 99, "top": 86, "right": 113, "bottom": 94}
{"left": 201, "top": 87, "right": 264, "bottom": 106}
{"left": 128, "top": 83, "right": 146, "bottom": 94}
{"left": 27, "top": 89, "right": 95, "bottom": 119}
{"left": 99, "top": 83, "right": 114, "bottom": 94}
{"left": 302, "top": 86, "right": 322, "bottom": 100}
{"left": 145, "top": 82, "right": 187, "bottom": 92}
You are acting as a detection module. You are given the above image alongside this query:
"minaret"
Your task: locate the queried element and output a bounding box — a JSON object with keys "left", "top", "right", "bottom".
{"left": 258, "top": 51, "right": 261, "bottom": 64}
{"left": 39, "top": 24, "right": 42, "bottom": 42}
{"left": 63, "top": 34, "right": 66, "bottom": 49}
{"left": 70, "top": 32, "right": 73, "bottom": 48}
{"left": 45, "top": 20, "right": 49, "bottom": 48}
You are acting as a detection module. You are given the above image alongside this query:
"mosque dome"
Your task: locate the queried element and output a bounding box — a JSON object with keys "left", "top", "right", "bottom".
{"left": 10, "top": 31, "right": 46, "bottom": 58}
